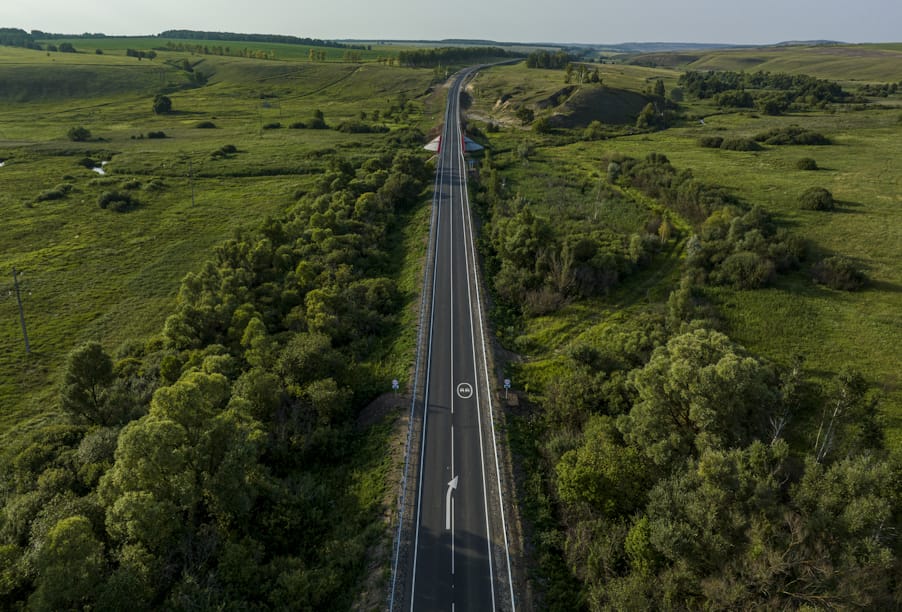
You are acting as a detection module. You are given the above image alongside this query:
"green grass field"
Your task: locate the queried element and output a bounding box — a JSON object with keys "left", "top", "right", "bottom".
{"left": 469, "top": 59, "right": 902, "bottom": 450}
{"left": 684, "top": 44, "right": 902, "bottom": 83}
{"left": 0, "top": 44, "right": 437, "bottom": 439}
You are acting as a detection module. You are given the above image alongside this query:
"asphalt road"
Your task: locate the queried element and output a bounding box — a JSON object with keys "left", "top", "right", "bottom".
{"left": 406, "top": 70, "right": 515, "bottom": 611}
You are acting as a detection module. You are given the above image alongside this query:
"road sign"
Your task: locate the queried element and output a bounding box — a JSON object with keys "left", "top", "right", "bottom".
{"left": 391, "top": 379, "right": 399, "bottom": 390}
{"left": 503, "top": 378, "right": 511, "bottom": 389}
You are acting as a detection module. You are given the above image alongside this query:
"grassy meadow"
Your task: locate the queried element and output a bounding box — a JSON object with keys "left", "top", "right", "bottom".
{"left": 0, "top": 42, "right": 438, "bottom": 438}
{"left": 467, "top": 56, "right": 902, "bottom": 449}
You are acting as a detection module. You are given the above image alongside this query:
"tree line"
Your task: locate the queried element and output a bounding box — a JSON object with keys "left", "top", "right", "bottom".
{"left": 678, "top": 70, "right": 851, "bottom": 114}
{"left": 158, "top": 30, "right": 367, "bottom": 50}
{"left": 0, "top": 28, "right": 40, "bottom": 49}
{"left": 525, "top": 49, "right": 574, "bottom": 69}
{"left": 0, "top": 146, "right": 433, "bottom": 609}
{"left": 397, "top": 46, "right": 521, "bottom": 68}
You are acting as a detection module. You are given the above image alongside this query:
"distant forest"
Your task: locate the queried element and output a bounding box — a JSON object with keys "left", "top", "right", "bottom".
{"left": 0, "top": 28, "right": 366, "bottom": 51}
{"left": 0, "top": 28, "right": 40, "bottom": 49}
{"left": 397, "top": 46, "right": 522, "bottom": 68}
{"left": 157, "top": 30, "right": 366, "bottom": 50}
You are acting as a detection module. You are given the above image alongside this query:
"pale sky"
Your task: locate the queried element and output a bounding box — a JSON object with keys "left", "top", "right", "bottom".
{"left": 2, "top": 0, "right": 900, "bottom": 45}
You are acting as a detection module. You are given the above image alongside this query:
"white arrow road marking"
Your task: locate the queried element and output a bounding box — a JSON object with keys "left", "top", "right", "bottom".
{"left": 445, "top": 475, "right": 458, "bottom": 530}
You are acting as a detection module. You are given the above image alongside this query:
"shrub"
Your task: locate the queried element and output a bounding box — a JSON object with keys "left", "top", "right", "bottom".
{"left": 152, "top": 94, "right": 172, "bottom": 115}
{"left": 307, "top": 117, "right": 327, "bottom": 129}
{"left": 67, "top": 126, "right": 91, "bottom": 142}
{"left": 121, "top": 179, "right": 142, "bottom": 190}
{"left": 720, "top": 137, "right": 762, "bottom": 151}
{"left": 289, "top": 121, "right": 306, "bottom": 129}
{"left": 95, "top": 49, "right": 103, "bottom": 55}
{"left": 262, "top": 122, "right": 282, "bottom": 130}
{"left": 754, "top": 126, "right": 830, "bottom": 145}
{"left": 195, "top": 121, "right": 216, "bottom": 129}
{"left": 812, "top": 256, "right": 866, "bottom": 290}
{"left": 715, "top": 251, "right": 775, "bottom": 289}
{"left": 78, "top": 157, "right": 97, "bottom": 169}
{"left": 147, "top": 131, "right": 166, "bottom": 139}
{"left": 698, "top": 136, "right": 724, "bottom": 148}
{"left": 35, "top": 183, "right": 73, "bottom": 202}
{"left": 98, "top": 191, "right": 140, "bottom": 212}
{"left": 799, "top": 187, "right": 834, "bottom": 211}
{"left": 336, "top": 121, "right": 389, "bottom": 134}
{"left": 796, "top": 157, "right": 818, "bottom": 171}
{"left": 211, "top": 144, "right": 238, "bottom": 159}
{"left": 534, "top": 117, "right": 552, "bottom": 133}
{"left": 583, "top": 120, "right": 605, "bottom": 140}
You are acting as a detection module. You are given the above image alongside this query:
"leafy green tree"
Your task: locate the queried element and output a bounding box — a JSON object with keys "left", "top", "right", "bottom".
{"left": 67, "top": 126, "right": 91, "bottom": 142}
{"left": 100, "top": 371, "right": 265, "bottom": 554}
{"left": 28, "top": 515, "right": 105, "bottom": 611}
{"left": 515, "top": 106, "right": 534, "bottom": 125}
{"left": 556, "top": 415, "right": 650, "bottom": 518}
{"left": 277, "top": 332, "right": 344, "bottom": 390}
{"left": 60, "top": 341, "right": 115, "bottom": 425}
{"left": 152, "top": 94, "right": 172, "bottom": 115}
{"left": 635, "top": 103, "right": 657, "bottom": 129}
{"left": 621, "top": 329, "right": 777, "bottom": 467}
{"left": 653, "top": 79, "right": 665, "bottom": 99}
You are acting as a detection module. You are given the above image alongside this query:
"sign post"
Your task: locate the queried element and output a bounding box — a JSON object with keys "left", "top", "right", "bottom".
{"left": 503, "top": 378, "right": 511, "bottom": 399}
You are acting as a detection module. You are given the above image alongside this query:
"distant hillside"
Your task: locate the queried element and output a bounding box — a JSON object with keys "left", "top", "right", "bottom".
{"left": 630, "top": 44, "right": 902, "bottom": 82}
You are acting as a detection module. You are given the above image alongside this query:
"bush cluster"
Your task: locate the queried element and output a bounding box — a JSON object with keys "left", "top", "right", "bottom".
{"left": 34, "top": 183, "right": 74, "bottom": 202}
{"left": 98, "top": 190, "right": 140, "bottom": 212}
{"left": 754, "top": 126, "right": 830, "bottom": 145}
{"left": 720, "top": 137, "right": 762, "bottom": 151}
{"left": 799, "top": 186, "right": 834, "bottom": 211}
{"left": 698, "top": 135, "right": 724, "bottom": 148}
{"left": 796, "top": 157, "right": 818, "bottom": 170}
{"left": 812, "top": 255, "right": 867, "bottom": 290}
{"left": 335, "top": 121, "right": 390, "bottom": 134}
{"left": 211, "top": 144, "right": 238, "bottom": 159}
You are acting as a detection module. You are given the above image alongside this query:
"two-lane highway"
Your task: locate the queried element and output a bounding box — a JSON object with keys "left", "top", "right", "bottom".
{"left": 403, "top": 69, "right": 515, "bottom": 611}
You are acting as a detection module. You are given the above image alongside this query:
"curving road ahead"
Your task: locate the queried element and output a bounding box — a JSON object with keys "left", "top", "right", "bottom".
{"left": 400, "top": 69, "right": 516, "bottom": 612}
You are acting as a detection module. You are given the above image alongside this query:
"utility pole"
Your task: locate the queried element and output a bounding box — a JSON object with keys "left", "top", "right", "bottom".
{"left": 12, "top": 267, "right": 30, "bottom": 354}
